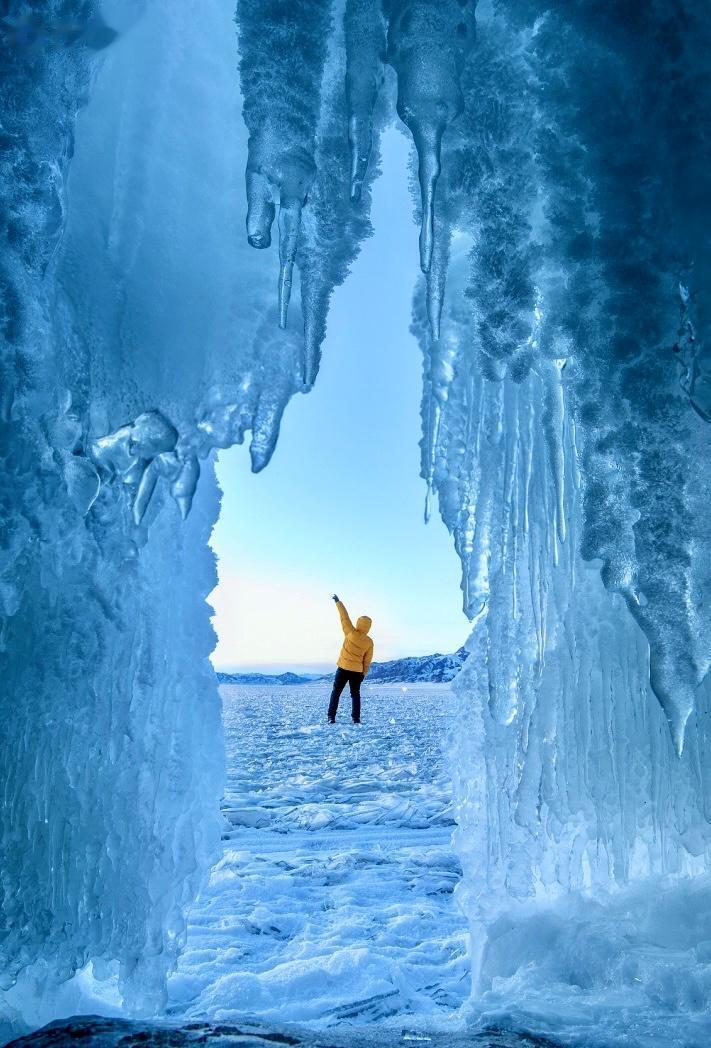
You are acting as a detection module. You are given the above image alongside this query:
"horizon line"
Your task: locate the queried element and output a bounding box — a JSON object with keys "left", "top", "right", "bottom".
{"left": 212, "top": 645, "right": 466, "bottom": 675}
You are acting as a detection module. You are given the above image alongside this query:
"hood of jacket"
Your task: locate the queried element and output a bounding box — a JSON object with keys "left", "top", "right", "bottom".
{"left": 356, "top": 615, "right": 372, "bottom": 634}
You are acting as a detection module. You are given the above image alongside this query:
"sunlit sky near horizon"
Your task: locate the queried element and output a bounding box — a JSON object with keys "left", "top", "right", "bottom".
{"left": 210, "top": 129, "right": 470, "bottom": 673}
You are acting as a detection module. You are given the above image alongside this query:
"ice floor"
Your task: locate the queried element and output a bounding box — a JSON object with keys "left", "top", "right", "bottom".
{"left": 12, "top": 683, "right": 711, "bottom": 1047}
{"left": 167, "top": 683, "right": 469, "bottom": 1032}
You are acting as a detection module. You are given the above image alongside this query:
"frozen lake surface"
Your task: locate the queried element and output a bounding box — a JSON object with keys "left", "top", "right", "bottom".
{"left": 167, "top": 683, "right": 469, "bottom": 1034}
{"left": 15, "top": 683, "right": 711, "bottom": 1047}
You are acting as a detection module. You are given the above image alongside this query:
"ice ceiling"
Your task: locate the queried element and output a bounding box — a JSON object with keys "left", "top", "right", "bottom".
{"left": 1, "top": 0, "right": 710, "bottom": 1036}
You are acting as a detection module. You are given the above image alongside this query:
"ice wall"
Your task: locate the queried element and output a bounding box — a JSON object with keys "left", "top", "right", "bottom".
{"left": 419, "top": 242, "right": 711, "bottom": 905}
{"left": 0, "top": 2, "right": 231, "bottom": 1029}
{"left": 409, "top": 0, "right": 711, "bottom": 1004}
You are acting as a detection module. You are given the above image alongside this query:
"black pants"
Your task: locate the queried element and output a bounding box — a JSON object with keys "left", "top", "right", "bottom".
{"left": 328, "top": 667, "right": 363, "bottom": 722}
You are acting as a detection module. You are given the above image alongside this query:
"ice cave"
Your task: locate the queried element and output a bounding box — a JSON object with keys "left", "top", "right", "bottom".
{"left": 1, "top": 0, "right": 710, "bottom": 1045}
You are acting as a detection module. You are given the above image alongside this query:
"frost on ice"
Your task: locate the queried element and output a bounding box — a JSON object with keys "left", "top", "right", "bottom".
{"left": 1, "top": 0, "right": 710, "bottom": 1039}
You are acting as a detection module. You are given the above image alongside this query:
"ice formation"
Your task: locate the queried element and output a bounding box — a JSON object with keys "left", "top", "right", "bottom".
{"left": 0, "top": 0, "right": 382, "bottom": 1033}
{"left": 409, "top": 0, "right": 711, "bottom": 1009}
{"left": 0, "top": 4, "right": 233, "bottom": 1029}
{"left": 1, "top": 0, "right": 710, "bottom": 1041}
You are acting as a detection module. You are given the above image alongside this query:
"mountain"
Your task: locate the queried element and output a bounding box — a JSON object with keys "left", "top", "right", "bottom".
{"left": 216, "top": 648, "right": 469, "bottom": 686}
{"left": 216, "top": 671, "right": 323, "bottom": 686}
{"left": 365, "top": 647, "right": 469, "bottom": 683}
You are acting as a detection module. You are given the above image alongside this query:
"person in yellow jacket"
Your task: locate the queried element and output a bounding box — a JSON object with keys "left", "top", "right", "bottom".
{"left": 327, "top": 594, "right": 373, "bottom": 724}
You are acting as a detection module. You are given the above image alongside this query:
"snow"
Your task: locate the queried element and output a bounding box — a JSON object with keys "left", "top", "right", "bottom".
{"left": 466, "top": 876, "right": 711, "bottom": 1048}
{"left": 167, "top": 683, "right": 469, "bottom": 1033}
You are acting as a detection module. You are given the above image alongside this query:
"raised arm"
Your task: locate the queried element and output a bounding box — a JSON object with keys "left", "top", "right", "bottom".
{"left": 363, "top": 639, "right": 374, "bottom": 676}
{"left": 335, "top": 598, "right": 354, "bottom": 635}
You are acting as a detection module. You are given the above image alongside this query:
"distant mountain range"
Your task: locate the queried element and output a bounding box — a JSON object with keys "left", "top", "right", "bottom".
{"left": 365, "top": 646, "right": 468, "bottom": 683}
{"left": 216, "top": 647, "right": 469, "bottom": 686}
{"left": 215, "top": 670, "right": 323, "bottom": 686}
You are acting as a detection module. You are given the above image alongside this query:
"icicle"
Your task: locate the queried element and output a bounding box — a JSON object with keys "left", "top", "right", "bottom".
{"left": 344, "top": 0, "right": 385, "bottom": 202}
{"left": 301, "top": 315, "right": 322, "bottom": 392}
{"left": 386, "top": 0, "right": 469, "bottom": 291}
{"left": 278, "top": 197, "right": 302, "bottom": 328}
{"left": 249, "top": 389, "right": 289, "bottom": 473}
{"left": 132, "top": 461, "right": 158, "bottom": 525}
{"left": 170, "top": 455, "right": 200, "bottom": 520}
{"left": 242, "top": 0, "right": 390, "bottom": 386}
{"left": 419, "top": 306, "right": 439, "bottom": 522}
{"left": 652, "top": 671, "right": 693, "bottom": 759}
{"left": 413, "top": 120, "right": 442, "bottom": 275}
{"left": 632, "top": 613, "right": 699, "bottom": 758}
{"left": 424, "top": 482, "right": 433, "bottom": 524}
{"left": 237, "top": 0, "right": 330, "bottom": 325}
{"left": 245, "top": 161, "right": 311, "bottom": 329}
{"left": 426, "top": 219, "right": 451, "bottom": 341}
{"left": 245, "top": 168, "right": 276, "bottom": 248}
{"left": 423, "top": 400, "right": 441, "bottom": 520}
{"left": 539, "top": 358, "right": 567, "bottom": 545}
{"left": 63, "top": 456, "right": 100, "bottom": 516}
{"left": 420, "top": 271, "right": 460, "bottom": 520}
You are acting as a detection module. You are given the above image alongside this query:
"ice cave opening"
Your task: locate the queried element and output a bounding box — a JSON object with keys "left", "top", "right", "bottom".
{"left": 171, "top": 126, "right": 473, "bottom": 1033}
{"left": 2, "top": 0, "right": 711, "bottom": 1046}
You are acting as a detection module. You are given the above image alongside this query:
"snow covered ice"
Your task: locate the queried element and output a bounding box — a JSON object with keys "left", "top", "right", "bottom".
{"left": 168, "top": 684, "right": 468, "bottom": 1030}
{"left": 1, "top": 0, "right": 711, "bottom": 1045}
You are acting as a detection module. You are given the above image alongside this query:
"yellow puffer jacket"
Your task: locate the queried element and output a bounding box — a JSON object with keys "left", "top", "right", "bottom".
{"left": 335, "top": 600, "right": 374, "bottom": 675}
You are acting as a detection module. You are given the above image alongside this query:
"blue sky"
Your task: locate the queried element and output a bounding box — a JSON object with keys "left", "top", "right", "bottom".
{"left": 210, "top": 129, "right": 470, "bottom": 672}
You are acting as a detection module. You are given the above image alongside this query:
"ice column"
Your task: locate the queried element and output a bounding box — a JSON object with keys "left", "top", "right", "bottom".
{"left": 416, "top": 245, "right": 711, "bottom": 989}
{"left": 385, "top": 0, "right": 474, "bottom": 338}
{"left": 345, "top": 0, "right": 386, "bottom": 203}
{"left": 237, "top": 0, "right": 333, "bottom": 328}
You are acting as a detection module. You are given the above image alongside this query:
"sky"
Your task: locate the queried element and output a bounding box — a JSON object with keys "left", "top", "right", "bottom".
{"left": 210, "top": 129, "right": 470, "bottom": 673}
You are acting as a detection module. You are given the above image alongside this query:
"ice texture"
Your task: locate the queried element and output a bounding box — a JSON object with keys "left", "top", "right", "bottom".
{"left": 2, "top": 0, "right": 711, "bottom": 1041}
{"left": 414, "top": 2, "right": 711, "bottom": 750}
{"left": 385, "top": 1, "right": 473, "bottom": 338}
{"left": 411, "top": 0, "right": 711, "bottom": 1004}
{"left": 237, "top": 0, "right": 383, "bottom": 387}
{"left": 168, "top": 684, "right": 468, "bottom": 1029}
{"left": 0, "top": 0, "right": 319, "bottom": 1032}
{"left": 0, "top": 2, "right": 235, "bottom": 1029}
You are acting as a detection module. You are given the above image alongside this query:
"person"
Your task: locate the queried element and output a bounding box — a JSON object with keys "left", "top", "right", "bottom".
{"left": 327, "top": 594, "right": 373, "bottom": 724}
